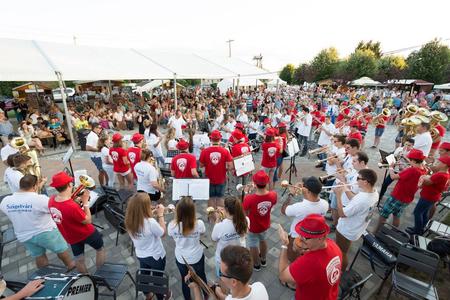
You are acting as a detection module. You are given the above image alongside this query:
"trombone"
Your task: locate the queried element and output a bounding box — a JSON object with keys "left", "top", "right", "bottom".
{"left": 308, "top": 145, "right": 329, "bottom": 155}
{"left": 319, "top": 169, "right": 347, "bottom": 182}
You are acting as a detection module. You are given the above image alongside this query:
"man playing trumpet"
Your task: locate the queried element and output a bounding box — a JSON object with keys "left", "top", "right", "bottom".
{"left": 281, "top": 177, "right": 329, "bottom": 265}
{"left": 314, "top": 116, "right": 336, "bottom": 170}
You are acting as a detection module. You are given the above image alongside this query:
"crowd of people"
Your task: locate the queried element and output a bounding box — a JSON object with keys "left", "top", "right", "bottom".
{"left": 1, "top": 84, "right": 450, "bottom": 299}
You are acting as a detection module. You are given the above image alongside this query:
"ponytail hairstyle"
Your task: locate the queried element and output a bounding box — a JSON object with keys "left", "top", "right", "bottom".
{"left": 224, "top": 196, "right": 248, "bottom": 236}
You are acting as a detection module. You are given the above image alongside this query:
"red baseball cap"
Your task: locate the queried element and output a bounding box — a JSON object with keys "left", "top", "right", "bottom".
{"left": 131, "top": 133, "right": 144, "bottom": 143}
{"left": 438, "top": 155, "right": 450, "bottom": 167}
{"left": 295, "top": 214, "right": 330, "bottom": 239}
{"left": 440, "top": 142, "right": 450, "bottom": 151}
{"left": 210, "top": 130, "right": 222, "bottom": 141}
{"left": 252, "top": 170, "right": 269, "bottom": 185}
{"left": 265, "top": 128, "right": 275, "bottom": 136}
{"left": 181, "top": 125, "right": 187, "bottom": 129}
{"left": 50, "top": 171, "right": 74, "bottom": 188}
{"left": 263, "top": 118, "right": 270, "bottom": 125}
{"left": 407, "top": 149, "right": 426, "bottom": 161}
{"left": 277, "top": 122, "right": 287, "bottom": 128}
{"left": 176, "top": 139, "right": 189, "bottom": 150}
{"left": 112, "top": 133, "right": 123, "bottom": 143}
{"left": 231, "top": 130, "right": 244, "bottom": 141}
{"left": 235, "top": 122, "right": 244, "bottom": 130}
{"left": 349, "top": 120, "right": 359, "bottom": 127}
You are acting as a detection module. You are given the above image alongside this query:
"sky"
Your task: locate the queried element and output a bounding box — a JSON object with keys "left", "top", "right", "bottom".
{"left": 0, "top": 0, "right": 449, "bottom": 71}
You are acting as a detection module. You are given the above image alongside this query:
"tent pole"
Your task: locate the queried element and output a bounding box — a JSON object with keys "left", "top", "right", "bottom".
{"left": 108, "top": 80, "right": 113, "bottom": 102}
{"left": 56, "top": 72, "right": 76, "bottom": 151}
{"left": 236, "top": 75, "right": 240, "bottom": 100}
{"left": 276, "top": 79, "right": 279, "bottom": 93}
{"left": 174, "top": 74, "right": 178, "bottom": 111}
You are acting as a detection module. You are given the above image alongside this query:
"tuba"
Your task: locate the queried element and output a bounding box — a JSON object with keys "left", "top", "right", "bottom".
{"left": 11, "top": 137, "right": 41, "bottom": 179}
{"left": 404, "top": 104, "right": 419, "bottom": 118}
{"left": 373, "top": 108, "right": 391, "bottom": 126}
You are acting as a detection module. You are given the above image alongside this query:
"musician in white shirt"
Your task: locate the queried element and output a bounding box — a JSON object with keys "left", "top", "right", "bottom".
{"left": 295, "top": 106, "right": 313, "bottom": 156}
{"left": 324, "top": 135, "right": 347, "bottom": 178}
{"left": 413, "top": 122, "right": 433, "bottom": 157}
{"left": 316, "top": 116, "right": 336, "bottom": 169}
{"left": 248, "top": 115, "right": 261, "bottom": 141}
{"left": 236, "top": 110, "right": 249, "bottom": 127}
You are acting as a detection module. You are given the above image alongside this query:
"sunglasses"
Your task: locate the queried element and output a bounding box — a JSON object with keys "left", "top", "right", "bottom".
{"left": 219, "top": 270, "right": 240, "bottom": 281}
{"left": 357, "top": 177, "right": 366, "bottom": 181}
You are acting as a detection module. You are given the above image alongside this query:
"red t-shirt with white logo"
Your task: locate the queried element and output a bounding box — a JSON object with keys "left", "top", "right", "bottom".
{"left": 391, "top": 166, "right": 426, "bottom": 203}
{"left": 109, "top": 147, "right": 130, "bottom": 173}
{"left": 127, "top": 146, "right": 141, "bottom": 178}
{"left": 171, "top": 153, "right": 197, "bottom": 179}
{"left": 231, "top": 143, "right": 251, "bottom": 158}
{"left": 261, "top": 142, "right": 280, "bottom": 168}
{"left": 420, "top": 172, "right": 450, "bottom": 202}
{"left": 199, "top": 146, "right": 232, "bottom": 185}
{"left": 48, "top": 196, "right": 95, "bottom": 245}
{"left": 243, "top": 191, "right": 277, "bottom": 233}
{"left": 289, "top": 238, "right": 342, "bottom": 300}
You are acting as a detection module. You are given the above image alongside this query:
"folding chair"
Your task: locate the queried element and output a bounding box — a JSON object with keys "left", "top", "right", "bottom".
{"left": 387, "top": 244, "right": 440, "bottom": 300}
{"left": 437, "top": 190, "right": 450, "bottom": 214}
{"left": 425, "top": 220, "right": 450, "bottom": 237}
{"left": 102, "top": 185, "right": 131, "bottom": 209}
{"left": 103, "top": 203, "right": 133, "bottom": 255}
{"left": 0, "top": 227, "right": 16, "bottom": 270}
{"left": 414, "top": 235, "right": 450, "bottom": 269}
{"left": 135, "top": 268, "right": 170, "bottom": 299}
{"left": 93, "top": 263, "right": 135, "bottom": 300}
{"left": 339, "top": 271, "right": 373, "bottom": 300}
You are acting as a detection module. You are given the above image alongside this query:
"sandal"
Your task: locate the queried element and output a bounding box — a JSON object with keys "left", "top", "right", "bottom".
{"left": 279, "top": 279, "right": 296, "bottom": 291}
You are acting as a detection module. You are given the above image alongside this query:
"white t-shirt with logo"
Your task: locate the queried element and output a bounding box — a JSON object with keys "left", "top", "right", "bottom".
{"left": 128, "top": 218, "right": 166, "bottom": 260}
{"left": 0, "top": 192, "right": 56, "bottom": 242}
{"left": 168, "top": 220, "right": 206, "bottom": 264}
{"left": 86, "top": 131, "right": 100, "bottom": 158}
{"left": 224, "top": 282, "right": 269, "bottom": 300}
{"left": 134, "top": 161, "right": 158, "bottom": 194}
{"left": 211, "top": 217, "right": 249, "bottom": 263}
{"left": 285, "top": 198, "right": 329, "bottom": 237}
{"left": 337, "top": 191, "right": 378, "bottom": 241}
{"left": 4, "top": 168, "right": 23, "bottom": 193}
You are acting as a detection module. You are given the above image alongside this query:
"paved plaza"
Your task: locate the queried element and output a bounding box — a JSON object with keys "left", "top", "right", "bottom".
{"left": 1, "top": 124, "right": 449, "bottom": 299}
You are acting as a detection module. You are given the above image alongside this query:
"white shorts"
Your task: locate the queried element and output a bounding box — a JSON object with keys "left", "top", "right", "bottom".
{"left": 115, "top": 169, "right": 131, "bottom": 177}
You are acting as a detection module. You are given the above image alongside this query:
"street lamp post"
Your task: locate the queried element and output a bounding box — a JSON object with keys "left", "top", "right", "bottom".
{"left": 226, "top": 39, "right": 234, "bottom": 57}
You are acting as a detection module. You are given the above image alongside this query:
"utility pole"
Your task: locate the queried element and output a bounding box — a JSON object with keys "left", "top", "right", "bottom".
{"left": 226, "top": 39, "right": 234, "bottom": 57}
{"left": 73, "top": 35, "right": 77, "bottom": 46}
{"left": 253, "top": 53, "right": 263, "bottom": 68}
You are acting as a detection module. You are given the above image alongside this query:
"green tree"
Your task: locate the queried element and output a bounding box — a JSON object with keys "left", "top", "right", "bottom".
{"left": 310, "top": 47, "right": 339, "bottom": 81}
{"left": 0, "top": 81, "right": 25, "bottom": 98}
{"left": 356, "top": 40, "right": 382, "bottom": 59}
{"left": 375, "top": 55, "right": 407, "bottom": 82}
{"left": 406, "top": 39, "right": 450, "bottom": 84}
{"left": 279, "top": 64, "right": 296, "bottom": 84}
{"left": 344, "top": 49, "right": 378, "bottom": 79}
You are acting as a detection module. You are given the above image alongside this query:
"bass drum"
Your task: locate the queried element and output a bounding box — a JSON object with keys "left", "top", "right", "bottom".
{"left": 26, "top": 273, "right": 97, "bottom": 300}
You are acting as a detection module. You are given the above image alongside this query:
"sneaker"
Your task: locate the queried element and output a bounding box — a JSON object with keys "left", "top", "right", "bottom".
{"left": 253, "top": 265, "right": 261, "bottom": 272}
{"left": 370, "top": 145, "right": 377, "bottom": 149}
{"left": 260, "top": 258, "right": 267, "bottom": 267}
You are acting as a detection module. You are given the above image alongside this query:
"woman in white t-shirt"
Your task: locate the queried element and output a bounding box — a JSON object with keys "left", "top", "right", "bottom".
{"left": 211, "top": 196, "right": 249, "bottom": 278}
{"left": 248, "top": 114, "right": 261, "bottom": 141}
{"left": 99, "top": 135, "right": 115, "bottom": 188}
{"left": 125, "top": 193, "right": 169, "bottom": 300}
{"left": 192, "top": 129, "right": 211, "bottom": 161}
{"left": 164, "top": 127, "right": 178, "bottom": 152}
{"left": 145, "top": 124, "right": 165, "bottom": 166}
{"left": 168, "top": 196, "right": 207, "bottom": 300}
{"left": 134, "top": 149, "right": 165, "bottom": 202}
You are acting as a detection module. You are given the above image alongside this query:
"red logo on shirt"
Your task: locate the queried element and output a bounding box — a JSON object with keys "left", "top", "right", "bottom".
{"left": 128, "top": 152, "right": 136, "bottom": 163}
{"left": 326, "top": 256, "right": 341, "bottom": 285}
{"left": 177, "top": 158, "right": 187, "bottom": 171}
{"left": 257, "top": 201, "right": 272, "bottom": 216}
{"left": 49, "top": 207, "right": 63, "bottom": 224}
{"left": 111, "top": 151, "right": 119, "bottom": 161}
{"left": 209, "top": 152, "right": 222, "bottom": 165}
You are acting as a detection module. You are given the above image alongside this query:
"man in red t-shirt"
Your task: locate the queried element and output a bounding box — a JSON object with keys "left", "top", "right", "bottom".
{"left": 243, "top": 171, "right": 277, "bottom": 271}
{"left": 429, "top": 123, "right": 446, "bottom": 158}
{"left": 407, "top": 156, "right": 450, "bottom": 235}
{"left": 48, "top": 172, "right": 105, "bottom": 273}
{"left": 278, "top": 214, "right": 342, "bottom": 300}
{"left": 128, "top": 133, "right": 144, "bottom": 179}
{"left": 376, "top": 149, "right": 427, "bottom": 232}
{"left": 171, "top": 139, "right": 199, "bottom": 179}
{"left": 228, "top": 123, "right": 249, "bottom": 145}
{"left": 347, "top": 120, "right": 362, "bottom": 144}
{"left": 199, "top": 130, "right": 233, "bottom": 213}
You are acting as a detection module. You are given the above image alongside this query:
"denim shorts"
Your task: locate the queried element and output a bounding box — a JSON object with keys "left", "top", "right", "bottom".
{"left": 70, "top": 229, "right": 104, "bottom": 257}
{"left": 247, "top": 230, "right": 268, "bottom": 248}
{"left": 375, "top": 127, "right": 385, "bottom": 137}
{"left": 90, "top": 156, "right": 104, "bottom": 171}
{"left": 23, "top": 228, "right": 68, "bottom": 257}
{"left": 210, "top": 183, "right": 225, "bottom": 197}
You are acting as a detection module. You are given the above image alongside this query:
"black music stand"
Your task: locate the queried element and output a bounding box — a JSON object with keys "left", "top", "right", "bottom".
{"left": 282, "top": 154, "right": 298, "bottom": 197}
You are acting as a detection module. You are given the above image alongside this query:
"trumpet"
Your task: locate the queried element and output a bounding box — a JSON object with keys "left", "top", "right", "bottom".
{"left": 308, "top": 146, "right": 329, "bottom": 155}
{"left": 322, "top": 183, "right": 358, "bottom": 191}
{"left": 206, "top": 207, "right": 226, "bottom": 221}
{"left": 281, "top": 180, "right": 303, "bottom": 195}
{"left": 236, "top": 183, "right": 256, "bottom": 193}
{"left": 152, "top": 204, "right": 175, "bottom": 215}
{"left": 319, "top": 169, "right": 347, "bottom": 182}
{"left": 316, "top": 154, "right": 338, "bottom": 164}
{"left": 71, "top": 174, "right": 96, "bottom": 200}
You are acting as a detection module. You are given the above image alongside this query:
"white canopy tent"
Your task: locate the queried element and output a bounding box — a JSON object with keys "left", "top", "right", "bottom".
{"left": 350, "top": 77, "right": 381, "bottom": 86}
{"left": 217, "top": 78, "right": 264, "bottom": 94}
{"left": 434, "top": 83, "right": 450, "bottom": 90}
{"left": 267, "top": 77, "right": 287, "bottom": 87}
{"left": 0, "top": 37, "right": 278, "bottom": 149}
{"left": 135, "top": 80, "right": 170, "bottom": 94}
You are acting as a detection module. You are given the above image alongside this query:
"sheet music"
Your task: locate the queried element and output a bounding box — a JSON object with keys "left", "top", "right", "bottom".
{"left": 386, "top": 154, "right": 396, "bottom": 165}
{"left": 287, "top": 138, "right": 300, "bottom": 157}
{"left": 62, "top": 147, "right": 74, "bottom": 165}
{"left": 172, "top": 179, "right": 210, "bottom": 201}
{"left": 233, "top": 153, "right": 255, "bottom": 177}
